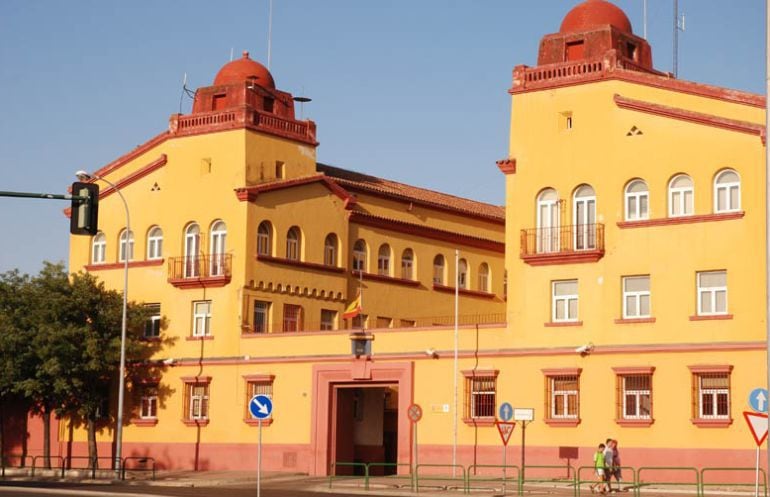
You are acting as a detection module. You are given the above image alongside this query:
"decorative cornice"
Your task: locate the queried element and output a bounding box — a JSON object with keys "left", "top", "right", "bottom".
{"left": 614, "top": 95, "right": 765, "bottom": 144}
{"left": 433, "top": 283, "right": 497, "bottom": 299}
{"left": 544, "top": 418, "right": 581, "bottom": 427}
{"left": 689, "top": 314, "right": 734, "bottom": 321}
{"left": 93, "top": 132, "right": 170, "bottom": 179}
{"left": 348, "top": 211, "right": 505, "bottom": 254}
{"left": 544, "top": 321, "right": 584, "bottom": 327}
{"left": 615, "top": 418, "right": 654, "bottom": 427}
{"left": 541, "top": 367, "right": 583, "bottom": 376}
{"left": 84, "top": 259, "right": 164, "bottom": 272}
{"left": 614, "top": 317, "right": 656, "bottom": 325}
{"left": 522, "top": 250, "right": 604, "bottom": 266}
{"left": 496, "top": 159, "right": 517, "bottom": 175}
{"left": 168, "top": 275, "right": 231, "bottom": 289}
{"left": 352, "top": 270, "right": 421, "bottom": 287}
{"left": 687, "top": 365, "right": 734, "bottom": 374}
{"left": 618, "top": 211, "right": 745, "bottom": 229}
{"left": 612, "top": 366, "right": 656, "bottom": 375}
{"left": 257, "top": 254, "right": 346, "bottom": 274}
{"left": 180, "top": 375, "right": 212, "bottom": 383}
{"left": 235, "top": 175, "right": 356, "bottom": 208}
{"left": 242, "top": 373, "right": 275, "bottom": 382}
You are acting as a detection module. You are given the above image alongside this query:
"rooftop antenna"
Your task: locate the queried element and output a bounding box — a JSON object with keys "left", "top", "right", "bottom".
{"left": 178, "top": 72, "right": 195, "bottom": 114}
{"left": 673, "top": 0, "right": 686, "bottom": 77}
{"left": 230, "top": 47, "right": 234, "bottom": 61}
{"left": 267, "top": 0, "right": 273, "bottom": 70}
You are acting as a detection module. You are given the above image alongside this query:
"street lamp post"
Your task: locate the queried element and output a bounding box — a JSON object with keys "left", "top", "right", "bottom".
{"left": 75, "top": 170, "right": 129, "bottom": 474}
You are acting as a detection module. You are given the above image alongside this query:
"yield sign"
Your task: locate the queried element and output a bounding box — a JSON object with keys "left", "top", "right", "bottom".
{"left": 743, "top": 411, "right": 769, "bottom": 446}
{"left": 496, "top": 421, "right": 515, "bottom": 446}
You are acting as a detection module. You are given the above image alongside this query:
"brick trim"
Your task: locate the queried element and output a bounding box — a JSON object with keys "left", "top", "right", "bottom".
{"left": 257, "top": 254, "right": 346, "bottom": 274}
{"left": 433, "top": 283, "right": 497, "bottom": 299}
{"left": 615, "top": 418, "right": 654, "bottom": 427}
{"left": 617, "top": 211, "right": 745, "bottom": 229}
{"left": 541, "top": 368, "right": 582, "bottom": 376}
{"left": 353, "top": 270, "right": 421, "bottom": 287}
{"left": 129, "top": 418, "right": 158, "bottom": 427}
{"left": 544, "top": 418, "right": 581, "bottom": 427}
{"left": 688, "top": 365, "right": 733, "bottom": 374}
{"left": 612, "top": 366, "right": 656, "bottom": 375}
{"left": 496, "top": 159, "right": 517, "bottom": 174}
{"left": 691, "top": 418, "right": 733, "bottom": 428}
{"left": 522, "top": 250, "right": 604, "bottom": 266}
{"left": 689, "top": 314, "right": 733, "bottom": 321}
{"left": 544, "top": 321, "right": 583, "bottom": 328}
{"left": 84, "top": 259, "right": 164, "bottom": 271}
{"left": 614, "top": 317, "right": 656, "bottom": 324}
{"left": 182, "top": 419, "right": 210, "bottom": 427}
{"left": 462, "top": 417, "right": 496, "bottom": 427}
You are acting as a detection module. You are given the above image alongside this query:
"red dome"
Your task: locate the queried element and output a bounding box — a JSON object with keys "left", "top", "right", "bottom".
{"left": 560, "top": 0, "right": 633, "bottom": 34}
{"left": 213, "top": 51, "right": 275, "bottom": 89}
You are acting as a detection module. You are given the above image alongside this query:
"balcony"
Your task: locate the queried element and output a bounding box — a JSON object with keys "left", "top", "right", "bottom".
{"left": 168, "top": 254, "right": 232, "bottom": 289}
{"left": 520, "top": 224, "right": 605, "bottom": 266}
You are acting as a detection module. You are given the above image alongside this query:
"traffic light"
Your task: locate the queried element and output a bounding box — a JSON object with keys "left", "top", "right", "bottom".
{"left": 70, "top": 182, "right": 99, "bottom": 235}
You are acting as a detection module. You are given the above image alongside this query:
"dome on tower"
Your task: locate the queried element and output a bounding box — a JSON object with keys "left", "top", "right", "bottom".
{"left": 559, "top": 0, "right": 633, "bottom": 34}
{"left": 213, "top": 51, "right": 275, "bottom": 89}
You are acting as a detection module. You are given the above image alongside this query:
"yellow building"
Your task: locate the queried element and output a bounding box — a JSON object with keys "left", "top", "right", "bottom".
{"left": 55, "top": 0, "right": 767, "bottom": 476}
{"left": 63, "top": 50, "right": 506, "bottom": 472}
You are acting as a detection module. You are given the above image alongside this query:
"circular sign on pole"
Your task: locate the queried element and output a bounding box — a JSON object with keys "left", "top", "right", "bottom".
{"left": 749, "top": 388, "right": 769, "bottom": 413}
{"left": 499, "top": 402, "right": 513, "bottom": 421}
{"left": 407, "top": 403, "right": 423, "bottom": 423}
{"left": 249, "top": 394, "right": 273, "bottom": 419}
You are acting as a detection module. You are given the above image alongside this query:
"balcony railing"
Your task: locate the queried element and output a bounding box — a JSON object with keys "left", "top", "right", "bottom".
{"left": 520, "top": 224, "right": 605, "bottom": 265}
{"left": 168, "top": 254, "right": 232, "bottom": 288}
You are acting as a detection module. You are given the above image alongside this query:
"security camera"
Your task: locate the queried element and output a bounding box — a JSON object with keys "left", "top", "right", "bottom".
{"left": 575, "top": 343, "right": 594, "bottom": 355}
{"left": 425, "top": 348, "right": 438, "bottom": 358}
{"left": 75, "top": 170, "right": 92, "bottom": 181}
{"left": 162, "top": 358, "right": 175, "bottom": 365}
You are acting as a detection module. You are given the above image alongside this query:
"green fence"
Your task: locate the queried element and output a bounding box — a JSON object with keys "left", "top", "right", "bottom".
{"left": 701, "top": 467, "right": 767, "bottom": 497}
{"left": 467, "top": 464, "right": 521, "bottom": 495}
{"left": 415, "top": 464, "right": 467, "bottom": 493}
{"left": 575, "top": 465, "right": 637, "bottom": 497}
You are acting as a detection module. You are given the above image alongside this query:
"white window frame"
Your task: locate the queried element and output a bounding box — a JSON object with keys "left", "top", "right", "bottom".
{"left": 697, "top": 271, "right": 728, "bottom": 316}
{"left": 668, "top": 175, "right": 694, "bottom": 217}
{"left": 401, "top": 249, "right": 414, "bottom": 280}
{"left": 621, "top": 375, "right": 652, "bottom": 420}
{"left": 552, "top": 280, "right": 578, "bottom": 323}
{"left": 377, "top": 244, "right": 391, "bottom": 276}
{"left": 118, "top": 229, "right": 134, "bottom": 262}
{"left": 286, "top": 227, "right": 300, "bottom": 260}
{"left": 140, "top": 393, "right": 158, "bottom": 419}
{"left": 209, "top": 221, "right": 227, "bottom": 276}
{"left": 478, "top": 263, "right": 490, "bottom": 292}
{"left": 550, "top": 376, "right": 579, "bottom": 419}
{"left": 92, "top": 232, "right": 106, "bottom": 264}
{"left": 469, "top": 375, "right": 497, "bottom": 419}
{"left": 458, "top": 259, "right": 468, "bottom": 289}
{"left": 324, "top": 234, "right": 338, "bottom": 266}
{"left": 433, "top": 255, "right": 445, "bottom": 284}
{"left": 147, "top": 227, "right": 163, "bottom": 260}
{"left": 698, "top": 374, "right": 730, "bottom": 419}
{"left": 257, "top": 222, "right": 272, "bottom": 256}
{"left": 192, "top": 300, "right": 212, "bottom": 337}
{"left": 353, "top": 240, "right": 367, "bottom": 272}
{"left": 144, "top": 303, "right": 161, "bottom": 338}
{"left": 624, "top": 180, "right": 649, "bottom": 221}
{"left": 536, "top": 189, "right": 560, "bottom": 254}
{"left": 573, "top": 185, "right": 596, "bottom": 251}
{"left": 622, "top": 275, "right": 651, "bottom": 319}
{"left": 714, "top": 170, "right": 741, "bottom": 213}
{"left": 184, "top": 223, "right": 200, "bottom": 278}
{"left": 188, "top": 383, "right": 209, "bottom": 420}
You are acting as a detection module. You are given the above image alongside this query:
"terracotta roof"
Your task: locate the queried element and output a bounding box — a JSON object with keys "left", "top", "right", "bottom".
{"left": 317, "top": 163, "right": 505, "bottom": 223}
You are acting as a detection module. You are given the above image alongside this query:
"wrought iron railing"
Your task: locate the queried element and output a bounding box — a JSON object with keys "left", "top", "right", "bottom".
{"left": 520, "top": 224, "right": 604, "bottom": 257}
{"left": 168, "top": 254, "right": 232, "bottom": 280}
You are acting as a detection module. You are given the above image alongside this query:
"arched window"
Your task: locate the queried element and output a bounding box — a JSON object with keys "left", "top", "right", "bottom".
{"left": 147, "top": 226, "right": 163, "bottom": 260}
{"left": 478, "top": 263, "right": 490, "bottom": 292}
{"left": 378, "top": 244, "right": 392, "bottom": 276}
{"left": 286, "top": 226, "right": 301, "bottom": 260}
{"left": 537, "top": 188, "right": 560, "bottom": 253}
{"left": 625, "top": 179, "right": 649, "bottom": 221}
{"left": 210, "top": 220, "right": 227, "bottom": 276}
{"left": 257, "top": 221, "right": 272, "bottom": 256}
{"left": 669, "top": 174, "right": 694, "bottom": 217}
{"left": 573, "top": 184, "right": 596, "bottom": 250}
{"left": 714, "top": 169, "right": 740, "bottom": 213}
{"left": 184, "top": 223, "right": 201, "bottom": 278}
{"left": 401, "top": 248, "right": 414, "bottom": 280}
{"left": 433, "top": 254, "right": 445, "bottom": 285}
{"left": 324, "top": 233, "right": 338, "bottom": 266}
{"left": 458, "top": 258, "right": 468, "bottom": 289}
{"left": 353, "top": 240, "right": 367, "bottom": 272}
{"left": 118, "top": 229, "right": 134, "bottom": 262}
{"left": 91, "top": 232, "right": 106, "bottom": 264}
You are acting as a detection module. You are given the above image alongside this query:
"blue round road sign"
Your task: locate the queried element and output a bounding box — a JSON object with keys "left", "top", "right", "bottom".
{"left": 749, "top": 388, "right": 769, "bottom": 413}
{"left": 499, "top": 402, "right": 513, "bottom": 421}
{"left": 249, "top": 394, "right": 273, "bottom": 419}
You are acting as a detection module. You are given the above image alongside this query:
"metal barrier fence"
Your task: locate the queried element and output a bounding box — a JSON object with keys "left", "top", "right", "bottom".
{"left": 328, "top": 462, "right": 369, "bottom": 489}
{"left": 576, "top": 466, "right": 637, "bottom": 497}
{"left": 637, "top": 466, "right": 700, "bottom": 497}
{"left": 415, "top": 464, "right": 467, "bottom": 494}
{"left": 1, "top": 454, "right": 33, "bottom": 478}
{"left": 31, "top": 455, "right": 65, "bottom": 478}
{"left": 701, "top": 467, "right": 768, "bottom": 497}
{"left": 121, "top": 457, "right": 156, "bottom": 481}
{"left": 522, "top": 463, "right": 575, "bottom": 487}
{"left": 467, "top": 464, "right": 521, "bottom": 496}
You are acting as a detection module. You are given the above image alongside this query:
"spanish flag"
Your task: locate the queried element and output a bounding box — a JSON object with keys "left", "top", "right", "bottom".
{"left": 343, "top": 292, "right": 362, "bottom": 319}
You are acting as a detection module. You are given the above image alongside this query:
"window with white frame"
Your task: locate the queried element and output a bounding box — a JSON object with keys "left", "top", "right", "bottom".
{"left": 714, "top": 170, "right": 740, "bottom": 213}
{"left": 192, "top": 301, "right": 212, "bottom": 337}
{"left": 463, "top": 371, "right": 497, "bottom": 419}
{"left": 352, "top": 240, "right": 367, "bottom": 272}
{"left": 144, "top": 303, "right": 161, "bottom": 338}
{"left": 118, "top": 229, "right": 135, "bottom": 262}
{"left": 478, "top": 263, "right": 490, "bottom": 292}
{"left": 324, "top": 233, "right": 338, "bottom": 266}
{"left": 546, "top": 374, "right": 579, "bottom": 419}
{"left": 92, "top": 232, "right": 106, "bottom": 264}
{"left": 625, "top": 179, "right": 649, "bottom": 221}
{"left": 147, "top": 226, "right": 163, "bottom": 260}
{"left": 618, "top": 374, "right": 652, "bottom": 420}
{"left": 140, "top": 386, "right": 159, "bottom": 419}
{"left": 252, "top": 300, "right": 270, "bottom": 333}
{"left": 552, "top": 280, "right": 578, "bottom": 322}
{"left": 623, "top": 275, "right": 650, "bottom": 319}
{"left": 286, "top": 227, "right": 301, "bottom": 261}
{"left": 697, "top": 271, "right": 727, "bottom": 316}
{"left": 693, "top": 371, "right": 731, "bottom": 419}
{"left": 458, "top": 258, "right": 468, "bottom": 289}
{"left": 209, "top": 220, "right": 227, "bottom": 276}
{"left": 401, "top": 248, "right": 414, "bottom": 280}
{"left": 377, "top": 244, "right": 391, "bottom": 276}
{"left": 185, "top": 382, "right": 209, "bottom": 421}
{"left": 669, "top": 174, "right": 694, "bottom": 217}
{"left": 184, "top": 223, "right": 201, "bottom": 278}
{"left": 257, "top": 221, "right": 272, "bottom": 256}
{"left": 433, "top": 254, "right": 445, "bottom": 284}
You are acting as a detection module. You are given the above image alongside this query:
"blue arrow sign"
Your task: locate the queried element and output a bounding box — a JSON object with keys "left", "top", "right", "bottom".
{"left": 499, "top": 402, "right": 513, "bottom": 422}
{"left": 749, "top": 388, "right": 768, "bottom": 413}
{"left": 249, "top": 394, "right": 273, "bottom": 419}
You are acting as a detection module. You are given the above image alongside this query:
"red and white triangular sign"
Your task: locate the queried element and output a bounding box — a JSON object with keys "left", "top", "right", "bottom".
{"left": 496, "top": 421, "right": 515, "bottom": 446}
{"left": 743, "top": 411, "right": 769, "bottom": 446}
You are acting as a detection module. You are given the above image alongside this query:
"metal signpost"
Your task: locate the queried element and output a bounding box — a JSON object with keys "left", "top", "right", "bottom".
{"left": 249, "top": 394, "right": 273, "bottom": 497}
{"left": 496, "top": 403, "right": 516, "bottom": 496}
{"left": 746, "top": 389, "right": 770, "bottom": 497}
{"left": 513, "top": 408, "right": 534, "bottom": 484}
{"left": 408, "top": 403, "right": 423, "bottom": 491}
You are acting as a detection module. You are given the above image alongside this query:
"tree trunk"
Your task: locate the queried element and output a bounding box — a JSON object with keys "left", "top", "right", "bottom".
{"left": 42, "top": 408, "right": 51, "bottom": 469}
{"left": 87, "top": 417, "right": 97, "bottom": 469}
{"left": 0, "top": 401, "right": 5, "bottom": 468}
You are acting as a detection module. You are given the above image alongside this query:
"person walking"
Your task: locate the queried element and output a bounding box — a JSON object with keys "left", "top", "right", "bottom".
{"left": 611, "top": 439, "right": 624, "bottom": 490}
{"left": 590, "top": 443, "right": 608, "bottom": 494}
{"left": 603, "top": 438, "right": 615, "bottom": 492}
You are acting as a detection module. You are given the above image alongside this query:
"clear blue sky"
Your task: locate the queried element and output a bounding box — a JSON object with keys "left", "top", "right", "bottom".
{"left": 0, "top": 0, "right": 764, "bottom": 274}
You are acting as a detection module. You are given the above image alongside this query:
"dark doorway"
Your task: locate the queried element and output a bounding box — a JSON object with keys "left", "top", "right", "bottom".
{"left": 332, "top": 384, "right": 398, "bottom": 476}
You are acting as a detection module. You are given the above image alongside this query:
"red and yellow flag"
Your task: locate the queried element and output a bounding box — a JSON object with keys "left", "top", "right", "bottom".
{"left": 342, "top": 293, "right": 362, "bottom": 319}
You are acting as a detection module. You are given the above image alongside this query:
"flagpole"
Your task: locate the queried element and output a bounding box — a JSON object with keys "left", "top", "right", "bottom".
{"left": 359, "top": 268, "right": 364, "bottom": 333}
{"left": 453, "top": 249, "right": 459, "bottom": 476}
